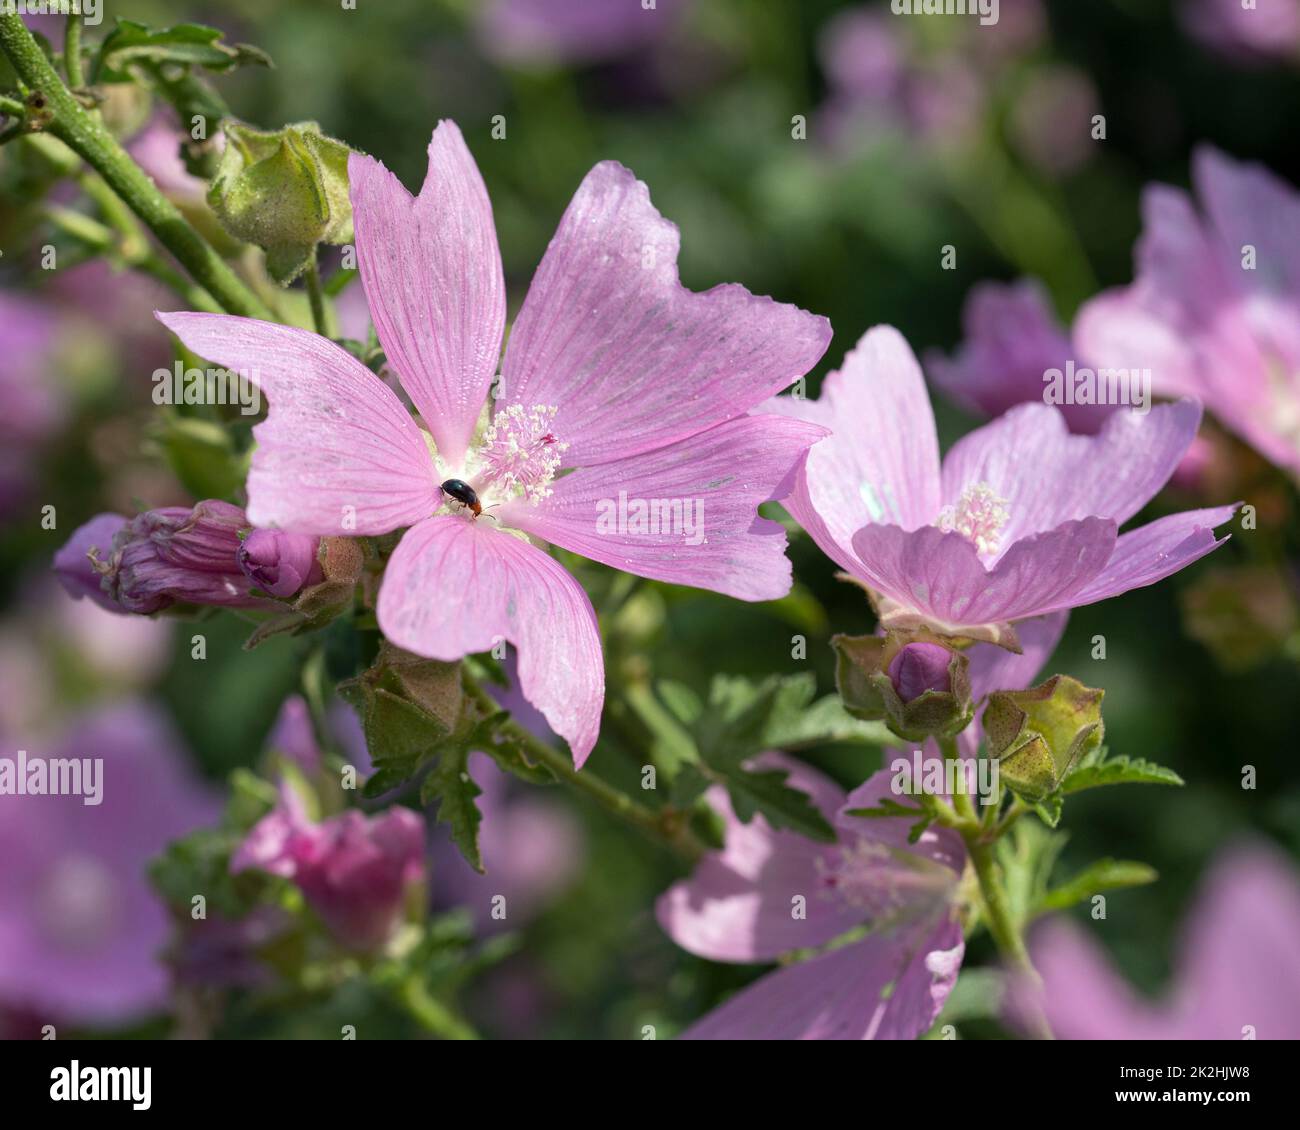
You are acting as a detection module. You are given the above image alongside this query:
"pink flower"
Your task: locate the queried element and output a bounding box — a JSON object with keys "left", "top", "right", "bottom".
{"left": 927, "top": 279, "right": 1113, "bottom": 435}
{"left": 0, "top": 703, "right": 220, "bottom": 1025}
{"left": 231, "top": 786, "right": 426, "bottom": 953}
{"left": 1180, "top": 0, "right": 1300, "bottom": 66}
{"left": 1016, "top": 844, "right": 1300, "bottom": 1039}
{"left": 659, "top": 614, "right": 1066, "bottom": 1040}
{"left": 477, "top": 0, "right": 689, "bottom": 66}
{"left": 158, "top": 120, "right": 830, "bottom": 765}
{"left": 1076, "top": 147, "right": 1300, "bottom": 481}
{"left": 767, "top": 326, "right": 1235, "bottom": 648}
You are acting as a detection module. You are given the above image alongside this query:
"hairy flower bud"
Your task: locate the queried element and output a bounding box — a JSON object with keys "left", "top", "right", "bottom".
{"left": 983, "top": 675, "right": 1104, "bottom": 802}
{"left": 208, "top": 121, "right": 355, "bottom": 284}
{"left": 238, "top": 528, "right": 323, "bottom": 598}
{"left": 53, "top": 513, "right": 129, "bottom": 611}
{"left": 887, "top": 641, "right": 954, "bottom": 702}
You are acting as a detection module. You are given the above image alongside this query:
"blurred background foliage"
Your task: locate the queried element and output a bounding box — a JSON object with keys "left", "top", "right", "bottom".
{"left": 2, "top": 0, "right": 1299, "bottom": 1039}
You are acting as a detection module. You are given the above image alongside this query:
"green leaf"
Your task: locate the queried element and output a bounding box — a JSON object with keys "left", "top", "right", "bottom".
{"left": 764, "top": 693, "right": 894, "bottom": 748}
{"left": 420, "top": 748, "right": 484, "bottom": 874}
{"left": 1033, "top": 795, "right": 1063, "bottom": 828}
{"left": 149, "top": 414, "right": 248, "bottom": 500}
{"left": 1036, "top": 859, "right": 1159, "bottom": 916}
{"left": 723, "top": 765, "right": 834, "bottom": 842}
{"left": 95, "top": 20, "right": 272, "bottom": 81}
{"left": 1060, "top": 746, "right": 1184, "bottom": 794}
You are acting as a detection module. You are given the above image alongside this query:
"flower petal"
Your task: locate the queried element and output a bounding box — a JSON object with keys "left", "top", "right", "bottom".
{"left": 349, "top": 121, "right": 506, "bottom": 467}
{"left": 155, "top": 312, "right": 438, "bottom": 535}
{"left": 500, "top": 160, "right": 830, "bottom": 467}
{"left": 939, "top": 399, "right": 1202, "bottom": 547}
{"left": 679, "top": 917, "right": 963, "bottom": 1040}
{"left": 656, "top": 756, "right": 856, "bottom": 963}
{"left": 766, "top": 326, "right": 943, "bottom": 572}
{"left": 848, "top": 519, "right": 1116, "bottom": 632}
{"left": 376, "top": 516, "right": 603, "bottom": 765}
{"left": 498, "top": 414, "right": 826, "bottom": 601}
{"left": 1068, "top": 505, "right": 1236, "bottom": 607}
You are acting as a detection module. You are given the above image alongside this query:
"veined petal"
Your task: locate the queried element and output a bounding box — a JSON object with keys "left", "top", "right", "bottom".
{"left": 376, "top": 516, "right": 603, "bottom": 765}
{"left": 498, "top": 415, "right": 826, "bottom": 601}
{"left": 849, "top": 519, "right": 1116, "bottom": 632}
{"left": 939, "top": 399, "right": 1202, "bottom": 548}
{"left": 766, "top": 326, "right": 943, "bottom": 572}
{"left": 679, "top": 917, "right": 963, "bottom": 1041}
{"left": 656, "top": 756, "right": 857, "bottom": 963}
{"left": 155, "top": 312, "right": 438, "bottom": 535}
{"left": 1068, "top": 505, "right": 1235, "bottom": 606}
{"left": 349, "top": 121, "right": 506, "bottom": 467}
{"left": 500, "top": 161, "right": 830, "bottom": 467}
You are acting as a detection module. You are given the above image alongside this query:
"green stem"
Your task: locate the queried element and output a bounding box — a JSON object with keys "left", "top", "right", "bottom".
{"left": 305, "top": 255, "right": 330, "bottom": 336}
{"left": 0, "top": 13, "right": 273, "bottom": 320}
{"left": 63, "top": 13, "right": 84, "bottom": 89}
{"left": 939, "top": 736, "right": 1053, "bottom": 1038}
{"left": 966, "top": 837, "right": 1052, "bottom": 1039}
{"left": 462, "top": 674, "right": 705, "bottom": 862}
{"left": 396, "top": 974, "right": 478, "bottom": 1040}
{"left": 0, "top": 93, "right": 24, "bottom": 118}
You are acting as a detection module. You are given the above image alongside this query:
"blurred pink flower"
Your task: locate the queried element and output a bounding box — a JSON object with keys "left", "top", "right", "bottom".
{"left": 477, "top": 0, "right": 688, "bottom": 66}
{"left": 127, "top": 113, "right": 212, "bottom": 205}
{"left": 1181, "top": 0, "right": 1300, "bottom": 65}
{"left": 767, "top": 326, "right": 1234, "bottom": 648}
{"left": 231, "top": 786, "right": 426, "bottom": 952}
{"left": 1076, "top": 147, "right": 1300, "bottom": 481}
{"left": 0, "top": 702, "right": 219, "bottom": 1026}
{"left": 159, "top": 119, "right": 830, "bottom": 765}
{"left": 1017, "top": 844, "right": 1300, "bottom": 1039}
{"left": 927, "top": 279, "right": 1113, "bottom": 434}
{"left": 1009, "top": 64, "right": 1099, "bottom": 175}
{"left": 0, "top": 291, "right": 65, "bottom": 516}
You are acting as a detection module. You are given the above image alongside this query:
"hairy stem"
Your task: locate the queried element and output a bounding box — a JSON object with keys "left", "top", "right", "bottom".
{"left": 63, "top": 13, "right": 84, "bottom": 89}
{"left": 0, "top": 13, "right": 272, "bottom": 319}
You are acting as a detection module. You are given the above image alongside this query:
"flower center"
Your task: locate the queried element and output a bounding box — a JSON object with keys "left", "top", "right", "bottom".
{"left": 816, "top": 838, "right": 955, "bottom": 920}
{"left": 466, "top": 404, "right": 567, "bottom": 506}
{"left": 39, "top": 853, "right": 119, "bottom": 950}
{"left": 936, "top": 482, "right": 1010, "bottom": 557}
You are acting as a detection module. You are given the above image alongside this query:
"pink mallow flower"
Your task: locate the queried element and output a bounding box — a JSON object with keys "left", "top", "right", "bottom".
{"left": 0, "top": 703, "right": 219, "bottom": 1026}
{"left": 158, "top": 120, "right": 831, "bottom": 765}
{"left": 658, "top": 614, "right": 1066, "bottom": 1040}
{"left": 926, "top": 279, "right": 1113, "bottom": 435}
{"left": 1076, "top": 147, "right": 1300, "bottom": 482}
{"left": 1017, "top": 844, "right": 1300, "bottom": 1039}
{"left": 766, "top": 326, "right": 1235, "bottom": 649}
{"left": 232, "top": 786, "right": 426, "bottom": 953}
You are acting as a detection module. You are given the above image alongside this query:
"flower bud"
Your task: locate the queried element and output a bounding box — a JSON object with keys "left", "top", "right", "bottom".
{"left": 63, "top": 500, "right": 267, "bottom": 614}
{"left": 208, "top": 121, "right": 355, "bottom": 284}
{"left": 238, "top": 528, "right": 323, "bottom": 598}
{"left": 833, "top": 631, "right": 973, "bottom": 742}
{"left": 232, "top": 787, "right": 426, "bottom": 952}
{"left": 887, "top": 642, "right": 953, "bottom": 702}
{"left": 53, "top": 513, "right": 128, "bottom": 611}
{"left": 983, "top": 675, "right": 1104, "bottom": 802}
